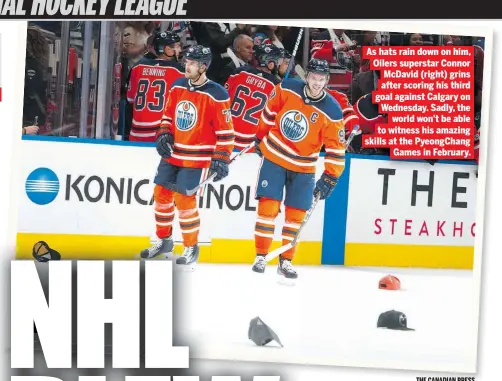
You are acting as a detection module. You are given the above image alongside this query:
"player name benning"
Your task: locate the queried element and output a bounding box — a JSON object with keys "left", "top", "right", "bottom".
{"left": 142, "top": 68, "right": 167, "bottom": 76}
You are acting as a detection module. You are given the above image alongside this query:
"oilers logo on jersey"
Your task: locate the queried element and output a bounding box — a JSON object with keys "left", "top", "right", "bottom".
{"left": 279, "top": 111, "right": 309, "bottom": 142}
{"left": 175, "top": 101, "right": 198, "bottom": 131}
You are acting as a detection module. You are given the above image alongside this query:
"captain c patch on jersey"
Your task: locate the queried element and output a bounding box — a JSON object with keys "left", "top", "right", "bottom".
{"left": 175, "top": 101, "right": 198, "bottom": 131}
{"left": 280, "top": 110, "right": 309, "bottom": 142}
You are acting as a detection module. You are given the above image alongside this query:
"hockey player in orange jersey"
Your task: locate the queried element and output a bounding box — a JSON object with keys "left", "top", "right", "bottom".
{"left": 139, "top": 45, "right": 235, "bottom": 268}
{"left": 127, "top": 31, "right": 184, "bottom": 142}
{"left": 225, "top": 43, "right": 282, "bottom": 151}
{"left": 251, "top": 58, "right": 346, "bottom": 279}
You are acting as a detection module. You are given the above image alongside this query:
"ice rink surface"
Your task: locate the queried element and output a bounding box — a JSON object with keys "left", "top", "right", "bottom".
{"left": 174, "top": 263, "right": 479, "bottom": 374}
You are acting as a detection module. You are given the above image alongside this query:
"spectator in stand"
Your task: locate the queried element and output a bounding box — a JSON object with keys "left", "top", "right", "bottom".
{"left": 190, "top": 22, "right": 252, "bottom": 82}
{"left": 474, "top": 36, "right": 485, "bottom": 50}
{"left": 23, "top": 25, "right": 49, "bottom": 136}
{"left": 347, "top": 67, "right": 378, "bottom": 105}
{"left": 252, "top": 25, "right": 284, "bottom": 48}
{"left": 420, "top": 34, "right": 436, "bottom": 45}
{"left": 390, "top": 33, "right": 426, "bottom": 47}
{"left": 406, "top": 33, "right": 424, "bottom": 46}
{"left": 309, "top": 27, "right": 321, "bottom": 40}
{"left": 119, "top": 22, "right": 157, "bottom": 140}
{"left": 218, "top": 34, "right": 254, "bottom": 85}
{"left": 316, "top": 29, "right": 357, "bottom": 53}
{"left": 311, "top": 28, "right": 358, "bottom": 93}
{"left": 144, "top": 34, "right": 158, "bottom": 59}
{"left": 353, "top": 30, "right": 378, "bottom": 73}
{"left": 167, "top": 21, "right": 197, "bottom": 58}
{"left": 122, "top": 22, "right": 157, "bottom": 68}
{"left": 443, "top": 35, "right": 462, "bottom": 45}
{"left": 474, "top": 44, "right": 484, "bottom": 92}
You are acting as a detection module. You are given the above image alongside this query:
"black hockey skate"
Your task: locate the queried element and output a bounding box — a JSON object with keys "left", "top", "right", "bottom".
{"left": 251, "top": 255, "right": 267, "bottom": 273}
{"left": 277, "top": 257, "right": 298, "bottom": 279}
{"left": 140, "top": 236, "right": 174, "bottom": 259}
{"left": 176, "top": 244, "right": 200, "bottom": 266}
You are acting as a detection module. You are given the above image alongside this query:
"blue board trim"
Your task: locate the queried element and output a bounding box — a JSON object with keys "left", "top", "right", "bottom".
{"left": 21, "top": 135, "right": 156, "bottom": 148}
{"left": 21, "top": 136, "right": 477, "bottom": 165}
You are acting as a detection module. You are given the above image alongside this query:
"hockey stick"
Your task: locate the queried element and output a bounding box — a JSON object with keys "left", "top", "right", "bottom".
{"left": 263, "top": 128, "right": 358, "bottom": 263}
{"left": 185, "top": 141, "right": 255, "bottom": 196}
{"left": 284, "top": 28, "right": 304, "bottom": 80}
{"left": 264, "top": 192, "right": 321, "bottom": 263}
{"left": 345, "top": 124, "right": 361, "bottom": 147}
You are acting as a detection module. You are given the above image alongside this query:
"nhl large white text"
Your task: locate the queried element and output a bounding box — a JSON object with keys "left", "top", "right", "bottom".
{"left": 77, "top": 260, "right": 188, "bottom": 368}
{"left": 77, "top": 261, "right": 140, "bottom": 368}
{"left": 10, "top": 261, "right": 189, "bottom": 370}
{"left": 144, "top": 262, "right": 189, "bottom": 368}
{"left": 11, "top": 261, "right": 72, "bottom": 368}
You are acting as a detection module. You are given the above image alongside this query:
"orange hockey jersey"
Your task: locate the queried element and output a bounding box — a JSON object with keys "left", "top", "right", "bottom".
{"left": 225, "top": 66, "right": 280, "bottom": 150}
{"left": 158, "top": 78, "right": 235, "bottom": 169}
{"left": 127, "top": 58, "right": 185, "bottom": 141}
{"left": 326, "top": 88, "right": 359, "bottom": 135}
{"left": 256, "top": 79, "right": 346, "bottom": 179}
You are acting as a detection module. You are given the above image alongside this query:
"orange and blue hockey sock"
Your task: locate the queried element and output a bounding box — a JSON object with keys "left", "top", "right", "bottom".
{"left": 153, "top": 185, "right": 174, "bottom": 239}
{"left": 254, "top": 197, "right": 281, "bottom": 256}
{"left": 173, "top": 192, "right": 200, "bottom": 247}
{"left": 281, "top": 206, "right": 307, "bottom": 261}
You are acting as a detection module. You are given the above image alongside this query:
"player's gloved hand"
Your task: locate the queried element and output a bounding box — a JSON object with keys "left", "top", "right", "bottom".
{"left": 314, "top": 172, "right": 338, "bottom": 200}
{"left": 156, "top": 132, "right": 174, "bottom": 158}
{"left": 254, "top": 137, "right": 263, "bottom": 157}
{"left": 209, "top": 158, "right": 229, "bottom": 182}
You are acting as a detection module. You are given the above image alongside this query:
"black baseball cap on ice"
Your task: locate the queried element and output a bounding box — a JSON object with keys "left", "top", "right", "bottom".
{"left": 377, "top": 310, "right": 415, "bottom": 331}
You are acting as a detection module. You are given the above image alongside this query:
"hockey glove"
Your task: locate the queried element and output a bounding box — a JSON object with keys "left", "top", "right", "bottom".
{"left": 156, "top": 132, "right": 174, "bottom": 158}
{"left": 314, "top": 172, "right": 338, "bottom": 200}
{"left": 254, "top": 137, "right": 263, "bottom": 157}
{"left": 209, "top": 158, "right": 229, "bottom": 182}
